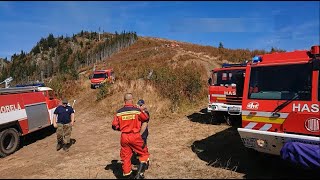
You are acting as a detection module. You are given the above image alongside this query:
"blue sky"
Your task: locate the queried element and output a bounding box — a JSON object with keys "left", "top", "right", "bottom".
{"left": 0, "top": 1, "right": 319, "bottom": 59}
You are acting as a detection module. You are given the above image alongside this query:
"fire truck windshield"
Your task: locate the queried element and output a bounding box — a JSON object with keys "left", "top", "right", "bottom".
{"left": 93, "top": 73, "right": 107, "bottom": 79}
{"left": 318, "top": 73, "right": 320, "bottom": 101}
{"left": 248, "top": 63, "right": 312, "bottom": 100}
{"left": 212, "top": 70, "right": 245, "bottom": 86}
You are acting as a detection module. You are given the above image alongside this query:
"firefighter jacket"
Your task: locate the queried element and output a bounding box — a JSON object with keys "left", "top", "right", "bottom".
{"left": 112, "top": 103, "right": 149, "bottom": 133}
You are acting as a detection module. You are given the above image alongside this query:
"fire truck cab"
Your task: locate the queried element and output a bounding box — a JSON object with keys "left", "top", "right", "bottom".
{"left": 238, "top": 45, "right": 320, "bottom": 169}
{"left": 208, "top": 63, "right": 247, "bottom": 125}
{"left": 90, "top": 68, "right": 115, "bottom": 89}
{"left": 0, "top": 86, "right": 60, "bottom": 157}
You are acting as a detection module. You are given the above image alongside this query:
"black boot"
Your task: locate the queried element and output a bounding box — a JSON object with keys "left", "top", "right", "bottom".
{"left": 63, "top": 143, "right": 71, "bottom": 152}
{"left": 56, "top": 141, "right": 63, "bottom": 151}
{"left": 122, "top": 172, "right": 134, "bottom": 179}
{"left": 134, "top": 163, "right": 147, "bottom": 179}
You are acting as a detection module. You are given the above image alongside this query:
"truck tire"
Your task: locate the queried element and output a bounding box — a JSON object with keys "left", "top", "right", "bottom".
{"left": 210, "top": 112, "right": 220, "bottom": 125}
{"left": 0, "top": 128, "right": 20, "bottom": 157}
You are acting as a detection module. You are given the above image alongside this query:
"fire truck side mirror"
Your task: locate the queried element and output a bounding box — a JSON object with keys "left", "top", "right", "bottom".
{"left": 311, "top": 59, "right": 320, "bottom": 70}
{"left": 208, "top": 78, "right": 212, "bottom": 85}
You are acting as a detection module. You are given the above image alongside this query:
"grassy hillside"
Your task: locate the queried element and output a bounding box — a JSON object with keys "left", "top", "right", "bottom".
{"left": 84, "top": 37, "right": 282, "bottom": 115}
{"left": 0, "top": 32, "right": 285, "bottom": 115}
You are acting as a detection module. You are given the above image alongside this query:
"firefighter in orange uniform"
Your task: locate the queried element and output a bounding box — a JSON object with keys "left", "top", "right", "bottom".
{"left": 112, "top": 93, "right": 150, "bottom": 179}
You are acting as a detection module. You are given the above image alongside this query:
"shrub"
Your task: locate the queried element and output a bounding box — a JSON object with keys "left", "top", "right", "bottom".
{"left": 46, "top": 73, "right": 82, "bottom": 99}
{"left": 149, "top": 63, "right": 204, "bottom": 112}
{"left": 96, "top": 83, "right": 111, "bottom": 101}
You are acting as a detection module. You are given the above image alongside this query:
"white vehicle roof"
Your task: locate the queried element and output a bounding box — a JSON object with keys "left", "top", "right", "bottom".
{"left": 37, "top": 87, "right": 53, "bottom": 91}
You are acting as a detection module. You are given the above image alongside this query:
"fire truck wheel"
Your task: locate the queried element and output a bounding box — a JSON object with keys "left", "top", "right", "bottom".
{"left": 0, "top": 128, "right": 20, "bottom": 157}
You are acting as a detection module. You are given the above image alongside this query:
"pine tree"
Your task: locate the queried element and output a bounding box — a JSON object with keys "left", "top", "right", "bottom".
{"left": 219, "top": 42, "right": 224, "bottom": 49}
{"left": 47, "top": 33, "right": 56, "bottom": 48}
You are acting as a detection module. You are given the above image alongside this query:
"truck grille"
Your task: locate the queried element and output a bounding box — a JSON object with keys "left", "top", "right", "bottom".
{"left": 225, "top": 95, "right": 242, "bottom": 105}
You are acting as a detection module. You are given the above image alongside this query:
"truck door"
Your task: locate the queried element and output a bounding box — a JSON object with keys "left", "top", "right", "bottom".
{"left": 279, "top": 63, "right": 319, "bottom": 136}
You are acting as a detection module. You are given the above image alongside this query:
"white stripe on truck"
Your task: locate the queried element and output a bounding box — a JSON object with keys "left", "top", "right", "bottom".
{"left": 0, "top": 108, "right": 56, "bottom": 125}
{"left": 0, "top": 109, "right": 27, "bottom": 124}
{"left": 242, "top": 110, "right": 289, "bottom": 118}
{"left": 259, "top": 124, "right": 272, "bottom": 131}
{"left": 211, "top": 94, "right": 227, "bottom": 98}
{"left": 244, "top": 122, "right": 257, "bottom": 129}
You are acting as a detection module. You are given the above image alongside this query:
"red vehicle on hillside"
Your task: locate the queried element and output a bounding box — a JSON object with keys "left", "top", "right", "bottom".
{"left": 90, "top": 68, "right": 115, "bottom": 89}
{"left": 208, "top": 62, "right": 247, "bottom": 125}
{"left": 238, "top": 45, "right": 320, "bottom": 169}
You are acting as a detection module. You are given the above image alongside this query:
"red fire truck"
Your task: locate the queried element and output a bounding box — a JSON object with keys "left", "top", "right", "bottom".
{"left": 238, "top": 45, "right": 320, "bottom": 169}
{"left": 0, "top": 86, "right": 60, "bottom": 157}
{"left": 90, "top": 68, "right": 115, "bottom": 89}
{"left": 208, "top": 63, "right": 247, "bottom": 125}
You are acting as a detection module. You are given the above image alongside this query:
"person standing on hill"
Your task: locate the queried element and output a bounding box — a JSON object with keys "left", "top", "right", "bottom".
{"left": 112, "top": 93, "right": 150, "bottom": 179}
{"left": 53, "top": 99, "right": 75, "bottom": 152}
{"left": 137, "top": 99, "right": 150, "bottom": 149}
{"left": 131, "top": 99, "right": 150, "bottom": 173}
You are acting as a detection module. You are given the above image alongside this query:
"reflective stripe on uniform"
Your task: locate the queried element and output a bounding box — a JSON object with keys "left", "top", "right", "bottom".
{"left": 123, "top": 170, "right": 132, "bottom": 176}
{"left": 122, "top": 114, "right": 136, "bottom": 121}
{"left": 116, "top": 110, "right": 141, "bottom": 116}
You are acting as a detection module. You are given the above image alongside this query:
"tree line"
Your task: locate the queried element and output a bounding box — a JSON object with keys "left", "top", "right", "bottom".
{"left": 0, "top": 31, "right": 138, "bottom": 85}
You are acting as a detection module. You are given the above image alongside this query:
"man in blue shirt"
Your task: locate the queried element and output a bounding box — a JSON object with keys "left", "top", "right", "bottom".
{"left": 53, "top": 99, "right": 75, "bottom": 152}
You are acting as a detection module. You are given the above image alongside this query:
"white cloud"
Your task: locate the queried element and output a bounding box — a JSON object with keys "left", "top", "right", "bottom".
{"left": 252, "top": 19, "right": 320, "bottom": 51}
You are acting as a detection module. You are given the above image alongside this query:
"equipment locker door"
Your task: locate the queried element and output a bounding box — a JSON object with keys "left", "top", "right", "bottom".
{"left": 25, "top": 102, "right": 50, "bottom": 132}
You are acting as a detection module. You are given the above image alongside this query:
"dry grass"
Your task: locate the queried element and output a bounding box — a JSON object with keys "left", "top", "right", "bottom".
{"left": 88, "top": 38, "right": 216, "bottom": 113}
{"left": 97, "top": 79, "right": 172, "bottom": 117}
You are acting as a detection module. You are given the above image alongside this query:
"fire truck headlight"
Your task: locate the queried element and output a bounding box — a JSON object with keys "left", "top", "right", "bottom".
{"left": 256, "top": 139, "right": 266, "bottom": 148}
{"left": 209, "top": 105, "right": 217, "bottom": 110}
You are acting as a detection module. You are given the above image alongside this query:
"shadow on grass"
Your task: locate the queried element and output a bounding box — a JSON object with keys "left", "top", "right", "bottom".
{"left": 105, "top": 155, "right": 140, "bottom": 179}
{"left": 191, "top": 126, "right": 320, "bottom": 179}
{"left": 187, "top": 108, "right": 241, "bottom": 127}
{"left": 186, "top": 108, "right": 215, "bottom": 125}
{"left": 105, "top": 160, "right": 123, "bottom": 179}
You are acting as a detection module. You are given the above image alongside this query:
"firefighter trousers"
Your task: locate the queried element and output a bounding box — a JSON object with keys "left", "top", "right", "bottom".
{"left": 56, "top": 123, "right": 72, "bottom": 144}
{"left": 120, "top": 132, "right": 150, "bottom": 176}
